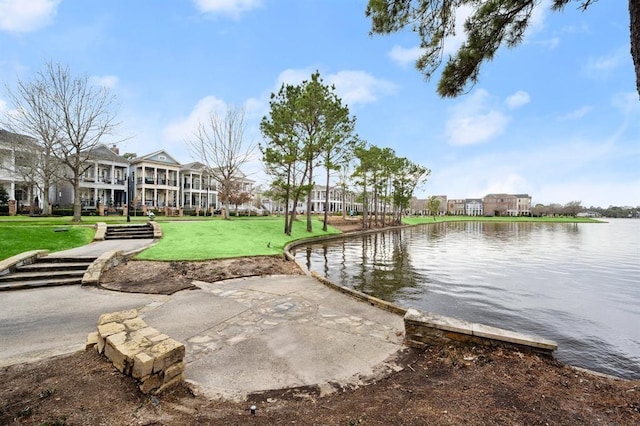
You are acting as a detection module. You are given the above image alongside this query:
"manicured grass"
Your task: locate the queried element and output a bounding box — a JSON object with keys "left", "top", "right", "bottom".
{"left": 0, "top": 224, "right": 95, "bottom": 260}
{"left": 135, "top": 217, "right": 341, "bottom": 261}
{"left": 402, "top": 215, "right": 602, "bottom": 225}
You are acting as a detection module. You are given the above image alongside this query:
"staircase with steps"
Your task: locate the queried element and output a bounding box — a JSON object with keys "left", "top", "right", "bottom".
{"left": 0, "top": 256, "right": 96, "bottom": 291}
{"left": 105, "top": 223, "right": 154, "bottom": 240}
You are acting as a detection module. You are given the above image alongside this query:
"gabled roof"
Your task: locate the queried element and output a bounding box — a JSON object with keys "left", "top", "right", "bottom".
{"left": 131, "top": 150, "right": 180, "bottom": 166}
{"left": 180, "top": 161, "right": 207, "bottom": 171}
{"left": 0, "top": 129, "right": 40, "bottom": 150}
{"left": 82, "top": 144, "right": 130, "bottom": 164}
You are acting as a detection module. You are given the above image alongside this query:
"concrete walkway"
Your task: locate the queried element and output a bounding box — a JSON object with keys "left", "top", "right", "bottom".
{"left": 0, "top": 238, "right": 406, "bottom": 400}
{"left": 47, "top": 238, "right": 155, "bottom": 258}
{"left": 141, "top": 275, "right": 405, "bottom": 399}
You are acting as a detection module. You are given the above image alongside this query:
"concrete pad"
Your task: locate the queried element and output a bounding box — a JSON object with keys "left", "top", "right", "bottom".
{"left": 142, "top": 275, "right": 405, "bottom": 399}
{"left": 187, "top": 322, "right": 400, "bottom": 396}
{"left": 140, "top": 289, "right": 250, "bottom": 341}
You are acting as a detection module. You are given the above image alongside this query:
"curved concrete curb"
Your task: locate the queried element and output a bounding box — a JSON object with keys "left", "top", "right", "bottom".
{"left": 284, "top": 227, "right": 410, "bottom": 317}
{"left": 285, "top": 226, "right": 558, "bottom": 355}
{"left": 0, "top": 250, "right": 49, "bottom": 276}
{"left": 82, "top": 250, "right": 124, "bottom": 286}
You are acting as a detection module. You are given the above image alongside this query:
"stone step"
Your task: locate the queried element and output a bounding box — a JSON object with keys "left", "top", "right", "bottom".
{"left": 107, "top": 225, "right": 153, "bottom": 231}
{"left": 38, "top": 256, "right": 97, "bottom": 263}
{"left": 0, "top": 269, "right": 86, "bottom": 283}
{"left": 106, "top": 229, "right": 153, "bottom": 235}
{"left": 16, "top": 262, "right": 93, "bottom": 272}
{"left": 104, "top": 234, "right": 154, "bottom": 240}
{"left": 0, "top": 276, "right": 83, "bottom": 291}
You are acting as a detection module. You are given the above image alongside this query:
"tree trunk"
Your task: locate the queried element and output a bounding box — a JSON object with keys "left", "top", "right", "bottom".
{"left": 631, "top": 0, "right": 640, "bottom": 98}
{"left": 322, "top": 167, "right": 330, "bottom": 232}
{"left": 42, "top": 185, "right": 51, "bottom": 216}
{"left": 72, "top": 178, "right": 81, "bottom": 222}
{"left": 306, "top": 166, "right": 313, "bottom": 232}
{"left": 341, "top": 184, "right": 347, "bottom": 220}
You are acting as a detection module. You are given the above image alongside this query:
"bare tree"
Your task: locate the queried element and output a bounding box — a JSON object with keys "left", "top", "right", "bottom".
{"left": 189, "top": 105, "right": 255, "bottom": 220}
{"left": 2, "top": 77, "right": 65, "bottom": 215}
{"left": 4, "top": 62, "right": 120, "bottom": 221}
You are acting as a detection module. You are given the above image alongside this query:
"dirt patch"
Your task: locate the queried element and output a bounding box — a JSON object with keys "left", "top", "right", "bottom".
{"left": 99, "top": 256, "right": 303, "bottom": 295}
{"left": 1, "top": 344, "right": 638, "bottom": 425}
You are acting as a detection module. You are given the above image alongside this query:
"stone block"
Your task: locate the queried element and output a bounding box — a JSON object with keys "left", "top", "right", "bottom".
{"left": 132, "top": 352, "right": 154, "bottom": 379}
{"left": 97, "top": 322, "right": 125, "bottom": 338}
{"left": 140, "top": 373, "right": 163, "bottom": 394}
{"left": 148, "top": 333, "right": 169, "bottom": 343}
{"left": 85, "top": 331, "right": 99, "bottom": 350}
{"left": 98, "top": 309, "right": 138, "bottom": 325}
{"left": 149, "top": 338, "right": 185, "bottom": 373}
{"left": 105, "top": 332, "right": 128, "bottom": 372}
{"left": 163, "top": 361, "right": 185, "bottom": 382}
{"left": 155, "top": 373, "right": 185, "bottom": 394}
{"left": 130, "top": 326, "right": 160, "bottom": 343}
{"left": 97, "top": 334, "right": 106, "bottom": 354}
{"left": 123, "top": 317, "right": 148, "bottom": 331}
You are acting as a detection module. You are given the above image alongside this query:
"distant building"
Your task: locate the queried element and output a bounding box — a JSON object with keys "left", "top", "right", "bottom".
{"left": 130, "top": 150, "right": 181, "bottom": 209}
{"left": 465, "top": 198, "right": 483, "bottom": 216}
{"left": 447, "top": 198, "right": 465, "bottom": 215}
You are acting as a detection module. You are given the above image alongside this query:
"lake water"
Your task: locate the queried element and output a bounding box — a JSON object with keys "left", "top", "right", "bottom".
{"left": 293, "top": 219, "right": 640, "bottom": 379}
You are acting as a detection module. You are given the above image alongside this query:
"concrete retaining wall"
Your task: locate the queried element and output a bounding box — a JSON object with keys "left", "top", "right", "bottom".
{"left": 82, "top": 250, "right": 124, "bottom": 286}
{"left": 404, "top": 308, "right": 557, "bottom": 355}
{"left": 86, "top": 309, "right": 185, "bottom": 394}
{"left": 0, "top": 250, "right": 48, "bottom": 277}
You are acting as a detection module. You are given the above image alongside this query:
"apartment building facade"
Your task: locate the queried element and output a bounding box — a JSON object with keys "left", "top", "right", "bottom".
{"left": 0, "top": 129, "right": 44, "bottom": 212}
{"left": 54, "top": 144, "right": 130, "bottom": 210}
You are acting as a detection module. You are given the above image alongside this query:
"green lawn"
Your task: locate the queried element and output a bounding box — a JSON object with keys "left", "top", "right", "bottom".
{"left": 135, "top": 217, "right": 341, "bottom": 261}
{"left": 0, "top": 224, "right": 95, "bottom": 260}
{"left": 0, "top": 213, "right": 601, "bottom": 262}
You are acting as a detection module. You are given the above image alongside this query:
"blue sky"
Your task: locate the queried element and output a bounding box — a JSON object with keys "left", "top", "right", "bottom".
{"left": 1, "top": 0, "right": 638, "bottom": 207}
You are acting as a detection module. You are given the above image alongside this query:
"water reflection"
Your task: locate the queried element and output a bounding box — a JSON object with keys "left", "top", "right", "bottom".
{"left": 293, "top": 220, "right": 639, "bottom": 379}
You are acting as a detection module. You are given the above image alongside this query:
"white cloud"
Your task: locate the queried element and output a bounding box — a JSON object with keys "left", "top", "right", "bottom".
{"left": 442, "top": 5, "right": 474, "bottom": 56}
{"left": 0, "top": 0, "right": 59, "bottom": 33}
{"left": 193, "top": 0, "right": 261, "bottom": 18}
{"left": 327, "top": 71, "right": 397, "bottom": 106}
{"left": 505, "top": 90, "right": 530, "bottom": 109}
{"left": 585, "top": 47, "right": 629, "bottom": 77}
{"left": 90, "top": 75, "right": 119, "bottom": 89}
{"left": 274, "top": 68, "right": 313, "bottom": 89}
{"left": 422, "top": 136, "right": 629, "bottom": 206}
{"left": 0, "top": 99, "right": 7, "bottom": 112}
{"left": 445, "top": 89, "right": 510, "bottom": 146}
{"left": 388, "top": 45, "right": 423, "bottom": 67}
{"left": 611, "top": 91, "right": 640, "bottom": 115}
{"left": 162, "top": 95, "right": 227, "bottom": 144}
{"left": 558, "top": 105, "right": 594, "bottom": 121}
{"left": 274, "top": 68, "right": 397, "bottom": 107}
{"left": 527, "top": 0, "right": 551, "bottom": 35}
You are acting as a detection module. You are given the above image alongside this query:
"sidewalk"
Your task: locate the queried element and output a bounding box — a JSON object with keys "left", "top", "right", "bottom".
{"left": 47, "top": 238, "right": 155, "bottom": 258}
